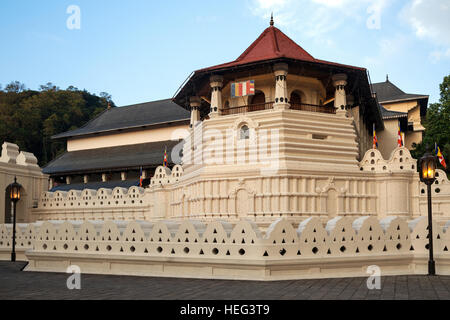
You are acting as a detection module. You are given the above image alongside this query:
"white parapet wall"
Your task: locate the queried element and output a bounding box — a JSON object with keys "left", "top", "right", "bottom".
{"left": 0, "top": 217, "right": 449, "bottom": 280}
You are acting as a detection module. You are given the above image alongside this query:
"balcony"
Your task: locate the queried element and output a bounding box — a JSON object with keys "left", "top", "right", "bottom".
{"left": 220, "top": 102, "right": 274, "bottom": 116}
{"left": 220, "top": 102, "right": 335, "bottom": 116}
{"left": 290, "top": 103, "right": 336, "bottom": 114}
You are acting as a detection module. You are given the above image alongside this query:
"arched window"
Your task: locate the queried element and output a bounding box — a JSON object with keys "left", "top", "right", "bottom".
{"left": 240, "top": 125, "right": 250, "bottom": 140}
{"left": 250, "top": 90, "right": 265, "bottom": 105}
{"left": 290, "top": 91, "right": 302, "bottom": 106}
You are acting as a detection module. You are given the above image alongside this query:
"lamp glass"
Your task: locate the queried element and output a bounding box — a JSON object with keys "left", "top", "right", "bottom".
{"left": 10, "top": 185, "right": 20, "bottom": 201}
{"left": 427, "top": 159, "right": 436, "bottom": 180}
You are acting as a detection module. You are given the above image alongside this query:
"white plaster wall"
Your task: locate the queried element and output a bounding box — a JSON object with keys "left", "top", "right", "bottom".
{"left": 67, "top": 124, "right": 190, "bottom": 152}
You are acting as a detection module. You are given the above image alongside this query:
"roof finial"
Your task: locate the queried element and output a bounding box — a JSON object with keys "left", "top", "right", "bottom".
{"left": 386, "top": 74, "right": 389, "bottom": 82}
{"left": 270, "top": 12, "right": 274, "bottom": 26}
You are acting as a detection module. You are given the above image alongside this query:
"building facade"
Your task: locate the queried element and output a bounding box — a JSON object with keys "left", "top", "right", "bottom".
{"left": 44, "top": 99, "right": 190, "bottom": 191}
{"left": 372, "top": 76, "right": 428, "bottom": 159}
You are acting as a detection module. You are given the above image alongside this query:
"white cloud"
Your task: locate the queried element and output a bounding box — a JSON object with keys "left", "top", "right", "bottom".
{"left": 250, "top": 0, "right": 391, "bottom": 39}
{"left": 401, "top": 0, "right": 450, "bottom": 47}
{"left": 429, "top": 49, "right": 450, "bottom": 63}
{"left": 361, "top": 33, "right": 411, "bottom": 70}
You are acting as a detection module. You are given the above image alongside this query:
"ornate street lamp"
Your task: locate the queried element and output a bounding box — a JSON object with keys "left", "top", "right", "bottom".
{"left": 419, "top": 151, "right": 437, "bottom": 275}
{"left": 8, "top": 177, "right": 22, "bottom": 262}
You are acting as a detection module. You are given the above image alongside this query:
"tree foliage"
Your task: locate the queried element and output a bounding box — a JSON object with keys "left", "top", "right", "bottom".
{"left": 411, "top": 74, "right": 450, "bottom": 173}
{"left": 0, "top": 81, "right": 115, "bottom": 166}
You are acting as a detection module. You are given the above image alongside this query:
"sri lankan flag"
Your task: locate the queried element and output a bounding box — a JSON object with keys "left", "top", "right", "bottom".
{"left": 163, "top": 146, "right": 168, "bottom": 167}
{"left": 373, "top": 123, "right": 378, "bottom": 149}
{"left": 397, "top": 121, "right": 403, "bottom": 147}
{"left": 231, "top": 80, "right": 255, "bottom": 98}
{"left": 435, "top": 143, "right": 447, "bottom": 169}
{"left": 139, "top": 166, "right": 144, "bottom": 187}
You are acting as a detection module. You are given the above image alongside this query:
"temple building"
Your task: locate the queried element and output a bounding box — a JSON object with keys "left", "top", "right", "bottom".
{"left": 45, "top": 19, "right": 384, "bottom": 193}
{"left": 20, "top": 17, "right": 449, "bottom": 228}
{"left": 372, "top": 76, "right": 428, "bottom": 159}
{"left": 2, "top": 17, "right": 450, "bottom": 282}
{"left": 44, "top": 99, "right": 190, "bottom": 191}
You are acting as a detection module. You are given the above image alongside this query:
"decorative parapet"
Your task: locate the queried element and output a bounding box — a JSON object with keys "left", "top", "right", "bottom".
{"left": 0, "top": 142, "right": 39, "bottom": 167}
{"left": 0, "top": 142, "right": 20, "bottom": 164}
{"left": 38, "top": 186, "right": 147, "bottom": 210}
{"left": 1, "top": 216, "right": 449, "bottom": 280}
{"left": 150, "top": 165, "right": 183, "bottom": 186}
{"left": 359, "top": 147, "right": 417, "bottom": 173}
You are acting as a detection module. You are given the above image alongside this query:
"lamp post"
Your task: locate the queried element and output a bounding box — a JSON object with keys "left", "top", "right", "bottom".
{"left": 8, "top": 176, "right": 22, "bottom": 262}
{"left": 419, "top": 151, "right": 437, "bottom": 276}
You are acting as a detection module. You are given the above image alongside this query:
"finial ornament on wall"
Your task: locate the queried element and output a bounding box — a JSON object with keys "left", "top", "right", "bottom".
{"left": 270, "top": 13, "right": 274, "bottom": 26}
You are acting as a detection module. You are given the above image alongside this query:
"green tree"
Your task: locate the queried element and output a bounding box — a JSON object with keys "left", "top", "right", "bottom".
{"left": 0, "top": 81, "right": 114, "bottom": 166}
{"left": 411, "top": 74, "right": 450, "bottom": 173}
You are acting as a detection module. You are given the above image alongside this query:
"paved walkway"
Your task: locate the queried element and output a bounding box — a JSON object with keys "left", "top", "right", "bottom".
{"left": 1, "top": 262, "right": 449, "bottom": 300}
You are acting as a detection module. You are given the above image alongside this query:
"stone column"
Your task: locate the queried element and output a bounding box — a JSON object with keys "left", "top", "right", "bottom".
{"left": 332, "top": 73, "right": 348, "bottom": 117}
{"left": 66, "top": 176, "right": 71, "bottom": 185}
{"left": 121, "top": 172, "right": 127, "bottom": 181}
{"left": 83, "top": 175, "right": 89, "bottom": 184}
{"left": 273, "top": 63, "right": 290, "bottom": 110}
{"left": 49, "top": 178, "right": 54, "bottom": 190}
{"left": 189, "top": 96, "right": 201, "bottom": 128}
{"left": 210, "top": 75, "right": 223, "bottom": 118}
{"left": 102, "top": 173, "right": 108, "bottom": 182}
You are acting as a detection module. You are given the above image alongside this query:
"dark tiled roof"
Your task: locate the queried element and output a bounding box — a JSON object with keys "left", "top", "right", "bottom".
{"left": 371, "top": 80, "right": 428, "bottom": 103}
{"left": 380, "top": 105, "right": 408, "bottom": 120}
{"left": 50, "top": 180, "right": 139, "bottom": 192}
{"left": 43, "top": 140, "right": 182, "bottom": 175}
{"left": 52, "top": 99, "right": 190, "bottom": 139}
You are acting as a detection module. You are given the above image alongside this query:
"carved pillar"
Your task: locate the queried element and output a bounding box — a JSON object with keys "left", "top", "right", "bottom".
{"left": 189, "top": 96, "right": 201, "bottom": 128}
{"left": 210, "top": 75, "right": 223, "bottom": 118}
{"left": 83, "top": 175, "right": 89, "bottom": 184}
{"left": 332, "top": 73, "right": 348, "bottom": 117}
{"left": 121, "top": 172, "right": 127, "bottom": 181}
{"left": 273, "top": 63, "right": 289, "bottom": 110}
{"left": 102, "top": 173, "right": 108, "bottom": 182}
{"left": 65, "top": 176, "right": 71, "bottom": 185}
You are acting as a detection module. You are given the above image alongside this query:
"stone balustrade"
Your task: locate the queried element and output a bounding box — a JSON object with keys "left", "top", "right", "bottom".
{"left": 1, "top": 216, "right": 449, "bottom": 280}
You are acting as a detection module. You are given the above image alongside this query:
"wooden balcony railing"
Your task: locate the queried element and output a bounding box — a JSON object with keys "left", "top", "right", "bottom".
{"left": 220, "top": 102, "right": 335, "bottom": 116}
{"left": 220, "top": 102, "right": 274, "bottom": 116}
{"left": 290, "top": 103, "right": 336, "bottom": 114}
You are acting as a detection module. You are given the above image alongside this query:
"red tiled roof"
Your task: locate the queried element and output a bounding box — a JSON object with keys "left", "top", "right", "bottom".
{"left": 197, "top": 26, "right": 365, "bottom": 73}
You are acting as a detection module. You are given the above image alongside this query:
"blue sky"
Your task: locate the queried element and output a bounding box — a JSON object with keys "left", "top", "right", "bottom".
{"left": 0, "top": 0, "right": 449, "bottom": 106}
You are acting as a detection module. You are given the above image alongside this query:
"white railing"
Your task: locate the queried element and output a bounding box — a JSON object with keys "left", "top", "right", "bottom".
{"left": 1, "top": 216, "right": 449, "bottom": 280}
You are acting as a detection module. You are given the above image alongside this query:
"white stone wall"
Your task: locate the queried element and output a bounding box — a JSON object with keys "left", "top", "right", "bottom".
{"left": 1, "top": 216, "right": 449, "bottom": 279}
{"left": 0, "top": 142, "right": 48, "bottom": 223}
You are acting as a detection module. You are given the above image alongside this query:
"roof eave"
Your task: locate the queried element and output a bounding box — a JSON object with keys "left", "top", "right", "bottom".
{"left": 52, "top": 118, "right": 190, "bottom": 140}
{"left": 378, "top": 95, "right": 429, "bottom": 104}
